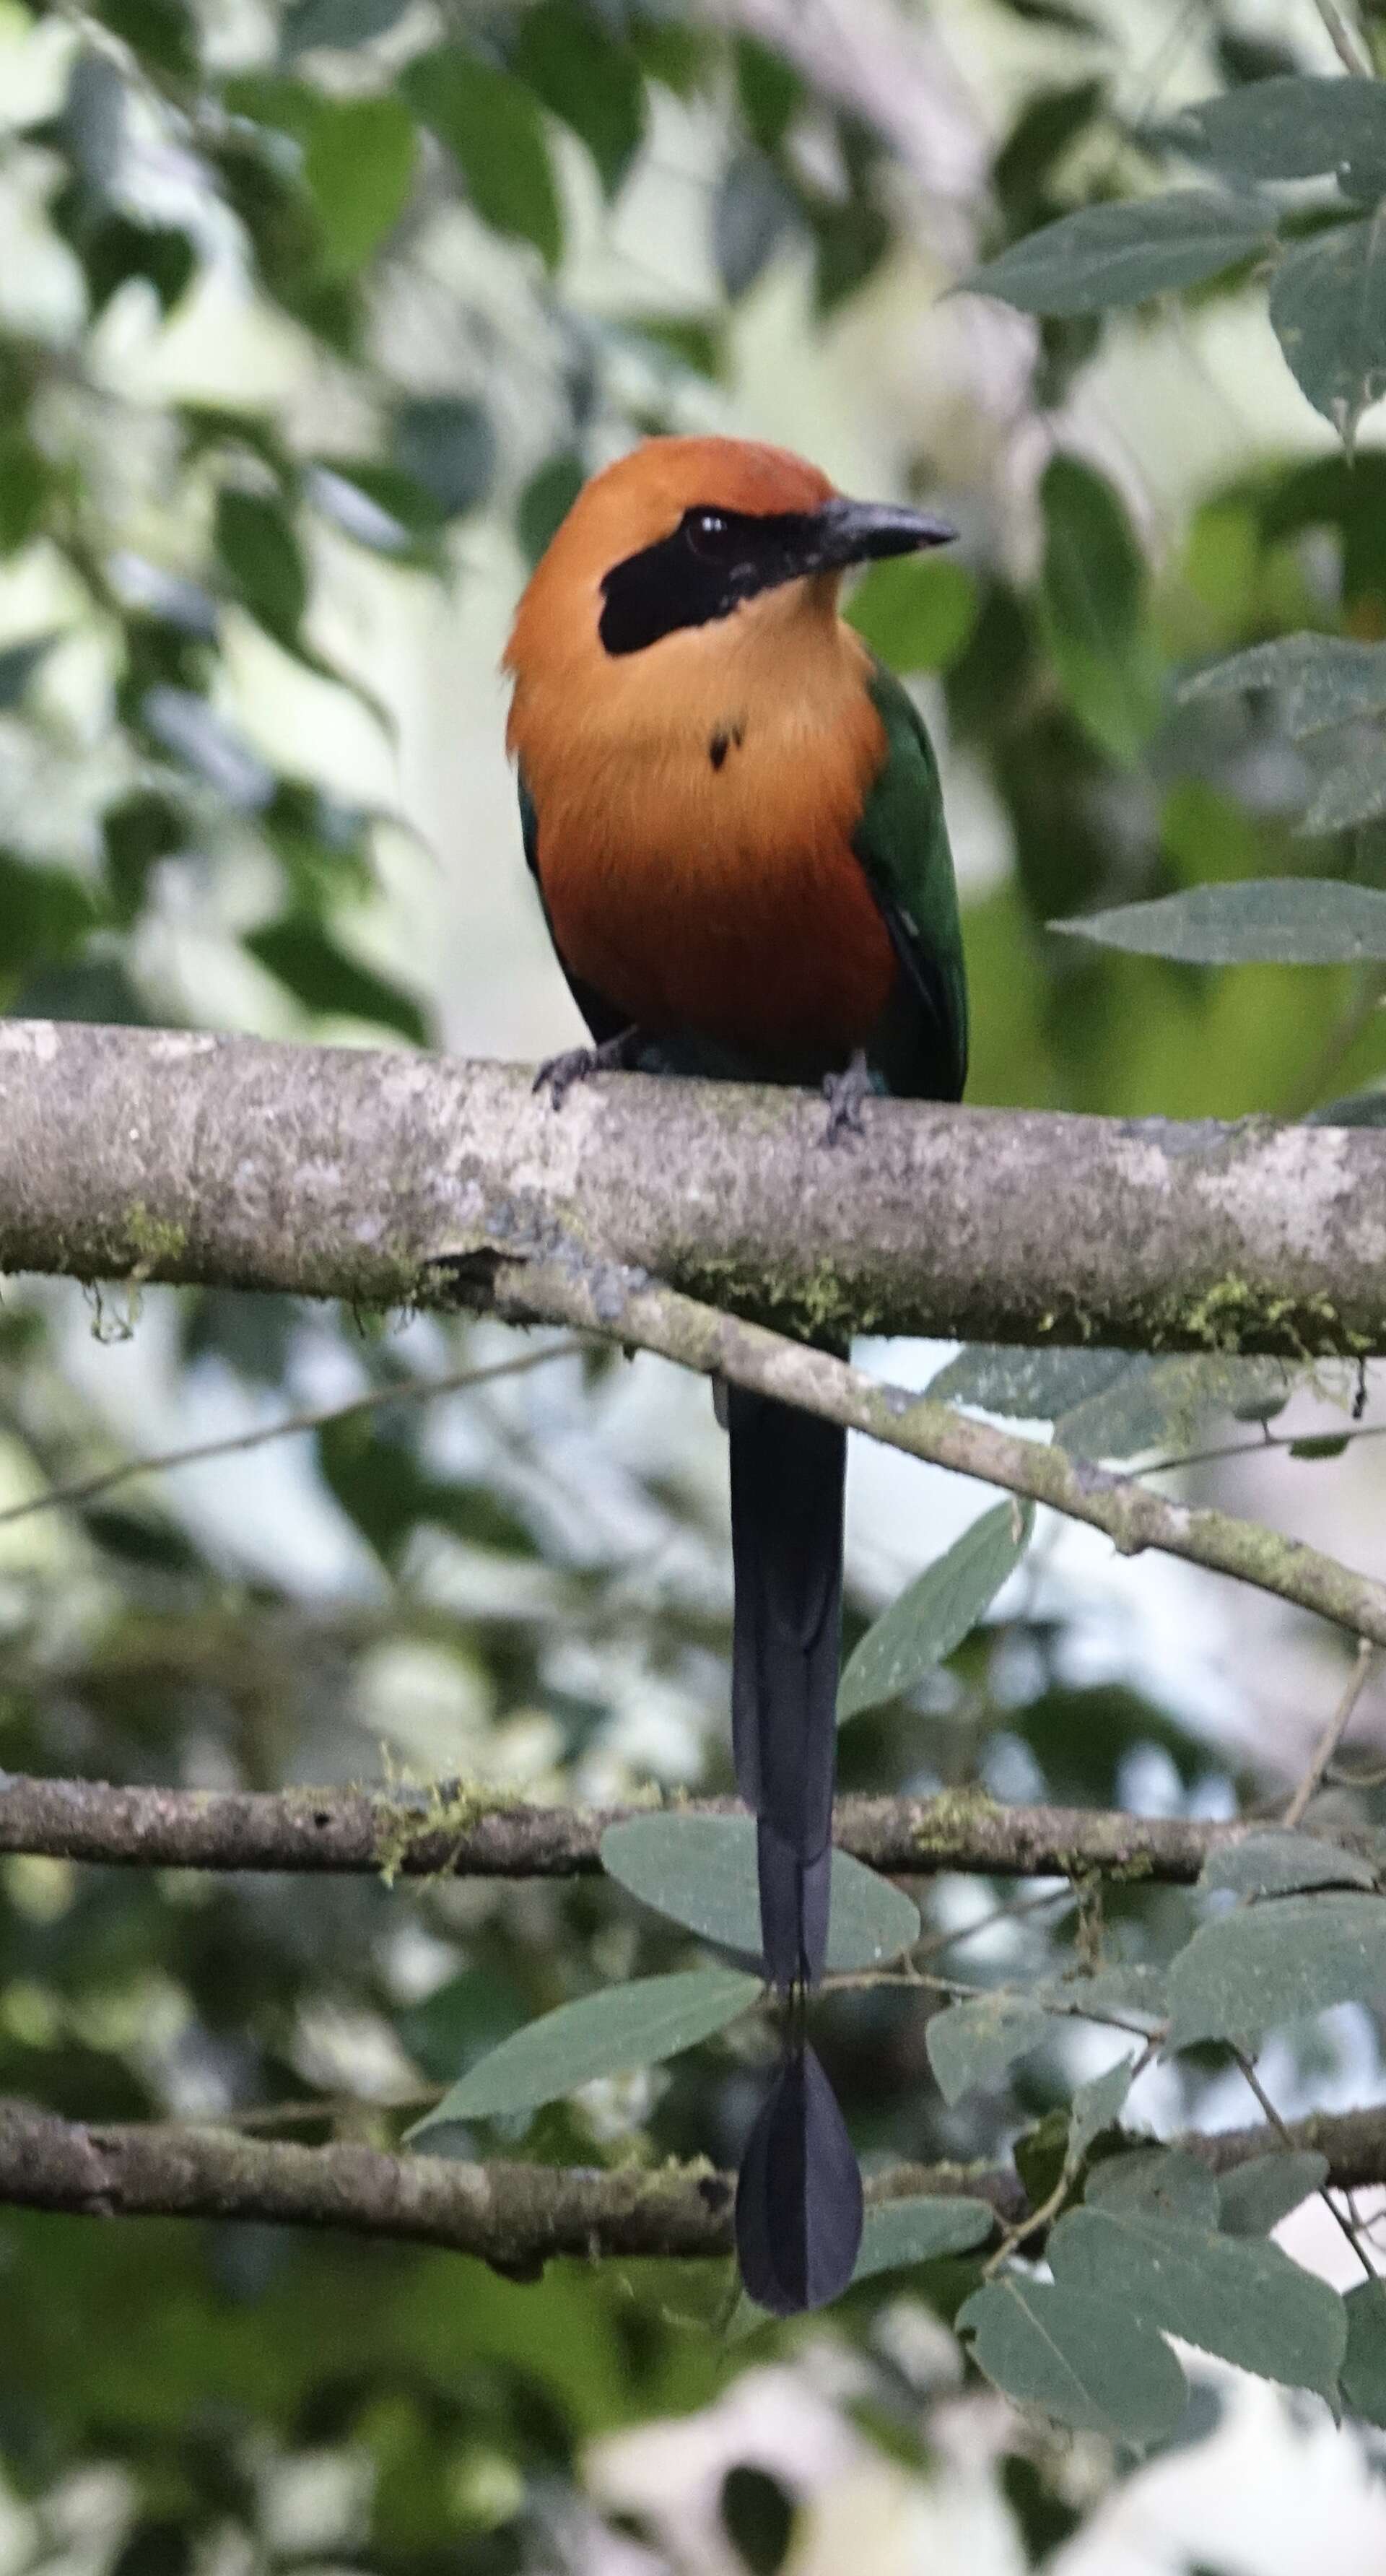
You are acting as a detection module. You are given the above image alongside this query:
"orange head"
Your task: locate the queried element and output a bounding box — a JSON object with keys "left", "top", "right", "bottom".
{"left": 503, "top": 435, "right": 954, "bottom": 713}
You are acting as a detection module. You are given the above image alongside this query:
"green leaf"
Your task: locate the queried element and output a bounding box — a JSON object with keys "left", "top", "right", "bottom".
{"left": 1169, "top": 1892, "right": 1386, "bottom": 2048}
{"left": 1341, "top": 2278, "right": 1386, "bottom": 2424}
{"left": 1039, "top": 454, "right": 1161, "bottom": 765}
{"left": 518, "top": 453, "right": 585, "bottom": 565}
{"left": 599, "top": 1814, "right": 920, "bottom": 1973}
{"left": 959, "top": 2278, "right": 1189, "bottom": 2445}
{"left": 0, "top": 632, "right": 58, "bottom": 708}
{"left": 1217, "top": 2150, "right": 1329, "bottom": 2237}
{"left": 93, "top": 0, "right": 197, "bottom": 79}
{"left": 1270, "top": 218, "right": 1386, "bottom": 451}
{"left": 962, "top": 191, "right": 1272, "bottom": 317}
{"left": 852, "top": 2195, "right": 994, "bottom": 2286}
{"left": 1055, "top": 877, "right": 1386, "bottom": 965}
{"left": 1058, "top": 1354, "right": 1294, "bottom": 1461}
{"left": 405, "top": 1966, "right": 761, "bottom": 2128}
{"left": 0, "top": 852, "right": 98, "bottom": 980}
{"left": 1067, "top": 2058, "right": 1134, "bottom": 2164}
{"left": 1050, "top": 2203, "right": 1346, "bottom": 2392}
{"left": 402, "top": 48, "right": 562, "bottom": 269}
{"left": 0, "top": 431, "right": 46, "bottom": 559}
{"left": 1048, "top": 1963, "right": 1167, "bottom": 2027}
{"left": 847, "top": 559, "right": 978, "bottom": 674}
{"left": 838, "top": 1501, "right": 1033, "bottom": 1721}
{"left": 735, "top": 35, "right": 801, "bottom": 152}
{"left": 216, "top": 490, "right": 308, "bottom": 646}
{"left": 1200, "top": 1832, "right": 1376, "bottom": 1899}
{"left": 79, "top": 217, "right": 197, "bottom": 319}
{"left": 613, "top": 310, "right": 724, "bottom": 378}
{"left": 1087, "top": 2147, "right": 1221, "bottom": 2229}
{"left": 713, "top": 150, "right": 795, "bottom": 297}
{"left": 925, "top": 1992, "right": 1056, "bottom": 2106}
{"left": 993, "top": 79, "right": 1104, "bottom": 239}
{"left": 245, "top": 914, "right": 429, "bottom": 1043}
{"left": 1181, "top": 632, "right": 1386, "bottom": 738}
{"left": 102, "top": 788, "right": 185, "bottom": 926}
{"left": 392, "top": 397, "right": 495, "bottom": 521}
{"left": 1302, "top": 743, "right": 1386, "bottom": 837}
{"left": 303, "top": 96, "right": 416, "bottom": 274}
{"left": 1159, "top": 75, "right": 1386, "bottom": 188}
{"left": 1290, "top": 1433, "right": 1351, "bottom": 1460}
{"left": 513, "top": 1, "right": 645, "bottom": 199}
{"left": 281, "top": 0, "right": 410, "bottom": 56}
{"left": 928, "top": 1344, "right": 1130, "bottom": 1422}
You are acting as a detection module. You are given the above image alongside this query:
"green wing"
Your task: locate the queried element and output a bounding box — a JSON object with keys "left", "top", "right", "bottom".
{"left": 852, "top": 659, "right": 968, "bottom": 1103}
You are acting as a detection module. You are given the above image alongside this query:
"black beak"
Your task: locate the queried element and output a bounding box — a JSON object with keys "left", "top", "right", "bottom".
{"left": 800, "top": 496, "right": 957, "bottom": 575}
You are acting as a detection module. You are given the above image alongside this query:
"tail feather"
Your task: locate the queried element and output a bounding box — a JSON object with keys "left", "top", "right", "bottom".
{"left": 727, "top": 1384, "right": 845, "bottom": 1989}
{"left": 734, "top": 2040, "right": 863, "bottom": 2315}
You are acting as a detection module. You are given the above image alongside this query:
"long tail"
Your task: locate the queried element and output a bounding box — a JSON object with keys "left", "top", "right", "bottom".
{"left": 726, "top": 1383, "right": 863, "bottom": 2312}
{"left": 727, "top": 1384, "right": 845, "bottom": 1990}
{"left": 734, "top": 2037, "right": 863, "bottom": 2315}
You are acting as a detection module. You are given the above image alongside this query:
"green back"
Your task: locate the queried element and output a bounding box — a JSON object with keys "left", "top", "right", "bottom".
{"left": 851, "top": 659, "right": 968, "bottom": 1102}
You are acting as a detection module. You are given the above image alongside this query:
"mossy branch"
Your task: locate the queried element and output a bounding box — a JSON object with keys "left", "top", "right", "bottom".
{"left": 1, "top": 2097, "right": 1382, "bottom": 2268}
{"left": 0, "top": 1773, "right": 1265, "bottom": 1884}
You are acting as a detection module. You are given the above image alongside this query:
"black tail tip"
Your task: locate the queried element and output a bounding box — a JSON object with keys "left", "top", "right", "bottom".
{"left": 734, "top": 2042, "right": 863, "bottom": 2316}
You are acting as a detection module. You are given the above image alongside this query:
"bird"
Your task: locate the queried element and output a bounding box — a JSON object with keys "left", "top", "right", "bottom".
{"left": 503, "top": 435, "right": 967, "bottom": 2314}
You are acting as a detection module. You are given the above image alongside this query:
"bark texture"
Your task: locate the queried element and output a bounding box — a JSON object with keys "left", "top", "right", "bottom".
{"left": 2, "top": 1020, "right": 1385, "bottom": 1354}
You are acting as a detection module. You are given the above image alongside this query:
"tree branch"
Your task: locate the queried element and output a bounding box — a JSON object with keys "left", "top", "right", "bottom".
{"left": 1, "top": 1022, "right": 1384, "bottom": 1357}
{"left": 479, "top": 1257, "right": 1386, "bottom": 1655}
{"left": 0, "top": 1773, "right": 1263, "bottom": 1884}
{"left": 1, "top": 2098, "right": 1382, "bottom": 2266}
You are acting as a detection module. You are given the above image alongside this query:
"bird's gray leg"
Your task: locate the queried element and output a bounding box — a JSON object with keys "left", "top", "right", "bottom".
{"left": 533, "top": 1026, "right": 640, "bottom": 1109}
{"left": 821, "top": 1047, "right": 874, "bottom": 1146}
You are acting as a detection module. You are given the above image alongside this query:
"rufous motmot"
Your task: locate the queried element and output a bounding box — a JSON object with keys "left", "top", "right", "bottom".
{"left": 504, "top": 435, "right": 967, "bottom": 2313}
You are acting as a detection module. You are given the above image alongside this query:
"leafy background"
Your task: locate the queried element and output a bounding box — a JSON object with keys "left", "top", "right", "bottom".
{"left": 9, "top": 0, "right": 1386, "bottom": 2568}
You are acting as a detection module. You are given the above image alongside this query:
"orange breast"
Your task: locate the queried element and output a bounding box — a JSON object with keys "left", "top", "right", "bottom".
{"left": 523, "top": 638, "right": 897, "bottom": 1073}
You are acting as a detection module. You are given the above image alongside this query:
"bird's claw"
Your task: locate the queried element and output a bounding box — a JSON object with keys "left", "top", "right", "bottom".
{"left": 820, "top": 1050, "right": 873, "bottom": 1147}
{"left": 533, "top": 1029, "right": 637, "bottom": 1109}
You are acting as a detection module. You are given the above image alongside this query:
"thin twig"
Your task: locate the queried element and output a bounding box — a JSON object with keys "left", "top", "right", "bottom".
{"left": 0, "top": 1339, "right": 588, "bottom": 1533}
{"left": 1232, "top": 2048, "right": 1376, "bottom": 2281}
{"left": 1311, "top": 0, "right": 1374, "bottom": 76}
{"left": 913, "top": 1886, "right": 1076, "bottom": 1963}
{"left": 1141, "top": 1418, "right": 1382, "bottom": 1479}
{"left": 1283, "top": 1640, "right": 1380, "bottom": 1827}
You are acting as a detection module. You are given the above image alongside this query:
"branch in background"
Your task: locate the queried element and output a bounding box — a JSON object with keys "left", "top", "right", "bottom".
{"left": 1312, "top": 0, "right": 1374, "bottom": 77}
{"left": 0, "top": 1774, "right": 1260, "bottom": 1883}
{"left": 0, "top": 1339, "right": 588, "bottom": 1533}
{"left": 481, "top": 1257, "right": 1386, "bottom": 1655}
{"left": 2, "top": 1022, "right": 1385, "bottom": 1357}
{"left": 2, "top": 2099, "right": 1383, "bottom": 2266}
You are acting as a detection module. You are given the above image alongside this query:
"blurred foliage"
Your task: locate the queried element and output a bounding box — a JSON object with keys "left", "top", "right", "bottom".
{"left": 6, "top": 0, "right": 1386, "bottom": 2564}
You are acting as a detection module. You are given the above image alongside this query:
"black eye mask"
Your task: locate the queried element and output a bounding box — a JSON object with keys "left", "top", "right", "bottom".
{"left": 598, "top": 497, "right": 955, "bottom": 656}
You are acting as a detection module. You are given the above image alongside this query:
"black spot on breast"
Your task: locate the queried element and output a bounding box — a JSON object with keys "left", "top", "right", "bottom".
{"left": 710, "top": 728, "right": 730, "bottom": 771}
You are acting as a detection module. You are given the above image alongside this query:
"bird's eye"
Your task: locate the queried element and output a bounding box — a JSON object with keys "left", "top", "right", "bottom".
{"left": 687, "top": 508, "right": 729, "bottom": 549}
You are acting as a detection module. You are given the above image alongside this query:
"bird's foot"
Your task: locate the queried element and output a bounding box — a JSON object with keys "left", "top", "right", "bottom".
{"left": 533, "top": 1027, "right": 639, "bottom": 1109}
{"left": 821, "top": 1048, "right": 873, "bottom": 1147}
